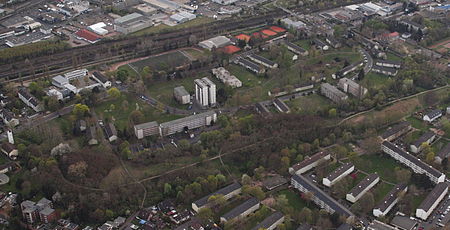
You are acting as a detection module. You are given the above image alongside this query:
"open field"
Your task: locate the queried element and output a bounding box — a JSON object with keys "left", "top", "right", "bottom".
{"left": 372, "top": 182, "right": 394, "bottom": 204}
{"left": 361, "top": 72, "right": 393, "bottom": 90}
{"left": 130, "top": 50, "right": 190, "bottom": 72}
{"left": 352, "top": 154, "right": 401, "bottom": 183}
{"left": 287, "top": 94, "right": 333, "bottom": 115}
{"left": 277, "top": 189, "right": 312, "bottom": 211}
{"left": 429, "top": 37, "right": 450, "bottom": 54}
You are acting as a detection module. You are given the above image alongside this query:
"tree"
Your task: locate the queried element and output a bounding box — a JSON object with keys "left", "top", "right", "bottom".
{"left": 241, "top": 174, "right": 252, "bottom": 185}
{"left": 107, "top": 87, "right": 121, "bottom": 98}
{"left": 242, "top": 185, "right": 265, "bottom": 200}
{"left": 197, "top": 207, "right": 213, "bottom": 222}
{"left": 425, "top": 151, "right": 435, "bottom": 163}
{"left": 359, "top": 192, "right": 375, "bottom": 213}
{"left": 164, "top": 183, "right": 173, "bottom": 196}
{"left": 46, "top": 96, "right": 60, "bottom": 111}
{"left": 116, "top": 69, "right": 129, "bottom": 82}
{"left": 129, "top": 110, "right": 145, "bottom": 124}
{"left": 395, "top": 168, "right": 411, "bottom": 182}
{"left": 72, "top": 104, "right": 89, "bottom": 118}
{"left": 298, "top": 207, "right": 313, "bottom": 224}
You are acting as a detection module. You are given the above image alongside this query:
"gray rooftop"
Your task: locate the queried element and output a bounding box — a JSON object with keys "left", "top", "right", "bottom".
{"left": 424, "top": 109, "right": 442, "bottom": 120}
{"left": 193, "top": 182, "right": 241, "bottom": 208}
{"left": 380, "top": 121, "right": 411, "bottom": 139}
{"left": 292, "top": 174, "right": 354, "bottom": 217}
{"left": 39, "top": 207, "right": 55, "bottom": 216}
{"left": 412, "top": 131, "right": 435, "bottom": 148}
{"left": 382, "top": 141, "right": 444, "bottom": 178}
{"left": 291, "top": 151, "right": 330, "bottom": 172}
{"left": 115, "top": 13, "right": 144, "bottom": 24}
{"left": 160, "top": 111, "right": 216, "bottom": 128}
{"left": 437, "top": 143, "right": 450, "bottom": 160}
{"left": 221, "top": 197, "right": 259, "bottom": 221}
{"left": 348, "top": 173, "right": 379, "bottom": 197}
{"left": 321, "top": 83, "right": 347, "bottom": 99}
{"left": 390, "top": 215, "right": 417, "bottom": 230}
{"left": 249, "top": 54, "right": 276, "bottom": 66}
{"left": 375, "top": 59, "right": 402, "bottom": 66}
{"left": 374, "top": 183, "right": 407, "bottom": 213}
{"left": 372, "top": 65, "right": 398, "bottom": 74}
{"left": 418, "top": 182, "right": 448, "bottom": 212}
{"left": 174, "top": 86, "right": 189, "bottom": 97}
{"left": 251, "top": 211, "right": 284, "bottom": 230}
{"left": 284, "top": 41, "right": 307, "bottom": 54}
{"left": 325, "top": 162, "right": 354, "bottom": 182}
{"left": 134, "top": 121, "right": 159, "bottom": 130}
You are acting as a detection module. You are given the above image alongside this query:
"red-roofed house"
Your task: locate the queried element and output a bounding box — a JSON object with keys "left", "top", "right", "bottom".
{"left": 261, "top": 29, "right": 277, "bottom": 36}
{"left": 75, "top": 29, "right": 102, "bottom": 44}
{"left": 270, "top": 26, "right": 286, "bottom": 33}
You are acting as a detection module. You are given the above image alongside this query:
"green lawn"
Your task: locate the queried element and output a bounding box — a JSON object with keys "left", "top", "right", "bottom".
{"left": 386, "top": 53, "right": 404, "bottom": 62}
{"left": 130, "top": 50, "right": 190, "bottom": 72}
{"left": 352, "top": 154, "right": 401, "bottom": 183}
{"left": 361, "top": 72, "right": 393, "bottom": 90}
{"left": 411, "top": 193, "right": 426, "bottom": 215}
{"left": 286, "top": 94, "right": 333, "bottom": 115}
{"left": 294, "top": 39, "right": 311, "bottom": 50}
{"left": 94, "top": 93, "right": 184, "bottom": 131}
{"left": 277, "top": 189, "right": 312, "bottom": 211}
{"left": 228, "top": 64, "right": 266, "bottom": 88}
{"left": 132, "top": 17, "right": 215, "bottom": 36}
{"left": 406, "top": 116, "right": 429, "bottom": 131}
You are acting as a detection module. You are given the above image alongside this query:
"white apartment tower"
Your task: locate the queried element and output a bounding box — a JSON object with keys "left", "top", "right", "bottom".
{"left": 195, "top": 77, "right": 216, "bottom": 107}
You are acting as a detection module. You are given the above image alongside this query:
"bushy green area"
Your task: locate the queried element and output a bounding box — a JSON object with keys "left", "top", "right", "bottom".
{"left": 130, "top": 50, "right": 190, "bottom": 72}
{"left": 132, "top": 17, "right": 214, "bottom": 36}
{"left": 352, "top": 154, "right": 401, "bottom": 183}
{"left": 286, "top": 94, "right": 333, "bottom": 115}
{"left": 277, "top": 189, "right": 311, "bottom": 211}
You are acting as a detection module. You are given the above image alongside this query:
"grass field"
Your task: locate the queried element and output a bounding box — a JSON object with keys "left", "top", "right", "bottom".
{"left": 406, "top": 116, "right": 429, "bottom": 131}
{"left": 277, "top": 189, "right": 312, "bottom": 211}
{"left": 352, "top": 154, "right": 401, "bottom": 183}
{"left": 361, "top": 72, "right": 393, "bottom": 90}
{"left": 228, "top": 64, "right": 266, "bottom": 88}
{"left": 130, "top": 50, "right": 190, "bottom": 72}
{"left": 286, "top": 94, "right": 333, "bottom": 115}
{"left": 132, "top": 17, "right": 215, "bottom": 36}
{"left": 372, "top": 182, "right": 394, "bottom": 204}
{"left": 94, "top": 93, "right": 184, "bottom": 131}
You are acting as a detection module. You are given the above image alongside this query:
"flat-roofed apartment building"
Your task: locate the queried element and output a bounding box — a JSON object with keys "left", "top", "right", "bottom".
{"left": 251, "top": 211, "right": 284, "bottom": 230}
{"left": 435, "top": 143, "right": 450, "bottom": 164}
{"left": 114, "top": 13, "right": 153, "bottom": 34}
{"left": 374, "top": 59, "right": 402, "bottom": 69}
{"left": 174, "top": 86, "right": 190, "bottom": 104}
{"left": 160, "top": 111, "right": 217, "bottom": 136}
{"left": 320, "top": 83, "right": 348, "bottom": 104}
{"left": 416, "top": 182, "right": 448, "bottom": 220}
{"left": 212, "top": 67, "right": 242, "bottom": 88}
{"left": 323, "top": 163, "right": 354, "bottom": 187}
{"left": 381, "top": 141, "right": 445, "bottom": 184}
{"left": 195, "top": 77, "right": 216, "bottom": 107}
{"left": 234, "top": 57, "right": 264, "bottom": 74}
{"left": 373, "top": 183, "right": 408, "bottom": 217}
{"left": 291, "top": 174, "right": 354, "bottom": 217}
{"left": 372, "top": 65, "right": 398, "bottom": 76}
{"left": 338, "top": 77, "right": 368, "bottom": 98}
{"left": 289, "top": 151, "right": 331, "bottom": 175}
{"left": 410, "top": 131, "right": 436, "bottom": 153}
{"left": 192, "top": 182, "right": 241, "bottom": 212}
{"left": 248, "top": 54, "right": 278, "bottom": 69}
{"left": 346, "top": 173, "right": 380, "bottom": 203}
{"left": 380, "top": 121, "right": 411, "bottom": 141}
{"left": 220, "top": 197, "right": 260, "bottom": 223}
{"left": 134, "top": 121, "right": 159, "bottom": 139}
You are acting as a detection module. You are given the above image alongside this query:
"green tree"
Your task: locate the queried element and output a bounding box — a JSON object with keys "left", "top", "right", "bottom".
{"left": 328, "top": 108, "right": 337, "bottom": 117}
{"left": 107, "top": 87, "right": 121, "bottom": 98}
{"left": 425, "top": 151, "right": 435, "bottom": 163}
{"left": 197, "top": 207, "right": 213, "bottom": 222}
{"left": 116, "top": 69, "right": 129, "bottom": 82}
{"left": 164, "top": 183, "right": 173, "bottom": 196}
{"left": 72, "top": 104, "right": 90, "bottom": 118}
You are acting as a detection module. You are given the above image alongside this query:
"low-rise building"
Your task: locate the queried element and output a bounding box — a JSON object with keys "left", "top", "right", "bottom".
{"left": 338, "top": 77, "right": 368, "bottom": 98}
{"left": 289, "top": 151, "right": 331, "bottom": 175}
{"left": 21, "top": 198, "right": 55, "bottom": 224}
{"left": 198, "top": 36, "right": 231, "bottom": 50}
{"left": 192, "top": 182, "right": 242, "bottom": 212}
{"left": 373, "top": 184, "right": 408, "bottom": 217}
{"left": 212, "top": 67, "right": 242, "bottom": 88}
{"left": 234, "top": 58, "right": 264, "bottom": 74}
{"left": 64, "top": 69, "right": 88, "bottom": 80}
{"left": 212, "top": 0, "right": 238, "bottom": 5}
{"left": 291, "top": 174, "right": 354, "bottom": 217}
{"left": 170, "top": 11, "right": 196, "bottom": 24}
{"left": 281, "top": 18, "right": 306, "bottom": 30}
{"left": 416, "top": 182, "right": 448, "bottom": 220}
{"left": 390, "top": 215, "right": 418, "bottom": 230}
{"left": 134, "top": 121, "right": 160, "bottom": 139}
{"left": 313, "top": 38, "right": 329, "bottom": 50}
{"left": 346, "top": 173, "right": 380, "bottom": 203}
{"left": 251, "top": 211, "right": 284, "bottom": 230}
{"left": 87, "top": 126, "right": 98, "bottom": 145}
{"left": 380, "top": 121, "right": 411, "bottom": 141}
{"left": 320, "top": 83, "right": 348, "bottom": 104}
{"left": 335, "top": 61, "right": 364, "bottom": 78}
{"left": 0, "top": 142, "right": 18, "bottom": 160}
{"left": 174, "top": 86, "right": 191, "bottom": 104}
{"left": 273, "top": 98, "right": 290, "bottom": 113}
{"left": 0, "top": 109, "right": 19, "bottom": 127}
{"left": 381, "top": 141, "right": 445, "bottom": 184}
{"left": 114, "top": 13, "right": 153, "bottom": 34}
{"left": 18, "top": 87, "right": 42, "bottom": 112}
{"left": 284, "top": 41, "right": 308, "bottom": 56}
{"left": 105, "top": 123, "right": 118, "bottom": 142}
{"left": 160, "top": 111, "right": 216, "bottom": 136}
{"left": 325, "top": 36, "right": 341, "bottom": 48}
{"left": 220, "top": 197, "right": 260, "bottom": 222}
{"left": 52, "top": 75, "right": 69, "bottom": 88}
{"left": 248, "top": 54, "right": 278, "bottom": 69}
{"left": 371, "top": 65, "right": 398, "bottom": 76}
{"left": 435, "top": 143, "right": 450, "bottom": 164}
{"left": 410, "top": 131, "right": 436, "bottom": 153}
{"left": 422, "top": 109, "right": 442, "bottom": 123}
{"left": 374, "top": 59, "right": 402, "bottom": 69}
{"left": 92, "top": 72, "right": 111, "bottom": 88}
{"left": 323, "top": 163, "right": 354, "bottom": 187}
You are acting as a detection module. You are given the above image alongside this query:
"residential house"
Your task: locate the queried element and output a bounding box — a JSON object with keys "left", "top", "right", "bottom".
{"left": 248, "top": 54, "right": 278, "bottom": 69}
{"left": 371, "top": 65, "right": 398, "bottom": 76}
{"left": 234, "top": 58, "right": 264, "bottom": 74}
{"left": 323, "top": 163, "right": 354, "bottom": 187}
{"left": 0, "top": 162, "right": 17, "bottom": 174}
{"left": 346, "top": 173, "right": 380, "bottom": 203}
{"left": 325, "top": 36, "right": 341, "bottom": 48}
{"left": 251, "top": 212, "right": 284, "bottom": 230}
{"left": 0, "top": 109, "right": 19, "bottom": 127}
{"left": 410, "top": 131, "right": 436, "bottom": 153}
{"left": 87, "top": 126, "right": 98, "bottom": 145}
{"left": 134, "top": 121, "right": 160, "bottom": 139}
{"left": 423, "top": 109, "right": 442, "bottom": 123}
{"left": 374, "top": 59, "right": 402, "bottom": 69}
{"left": 435, "top": 143, "right": 450, "bottom": 164}
{"left": 273, "top": 98, "right": 290, "bottom": 113}
{"left": 174, "top": 86, "right": 191, "bottom": 104}
{"left": 284, "top": 41, "right": 308, "bottom": 56}
{"left": 192, "top": 182, "right": 242, "bottom": 212}
{"left": 92, "top": 72, "right": 111, "bottom": 88}
{"left": 220, "top": 197, "right": 260, "bottom": 222}
{"left": 373, "top": 184, "right": 408, "bottom": 217}
{"left": 18, "top": 87, "right": 43, "bottom": 112}
{"left": 320, "top": 83, "right": 348, "bottom": 103}
{"left": 338, "top": 77, "right": 368, "bottom": 98}
{"left": 380, "top": 121, "right": 412, "bottom": 141}
{"left": 105, "top": 123, "right": 118, "bottom": 142}
{"left": 1, "top": 142, "right": 18, "bottom": 160}
{"left": 289, "top": 151, "right": 331, "bottom": 175}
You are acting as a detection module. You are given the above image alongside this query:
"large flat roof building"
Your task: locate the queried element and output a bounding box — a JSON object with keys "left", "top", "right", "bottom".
{"left": 212, "top": 67, "right": 242, "bottom": 88}
{"left": 160, "top": 111, "right": 217, "bottom": 136}
{"left": 248, "top": 54, "right": 278, "bottom": 69}
{"left": 198, "top": 36, "right": 231, "bottom": 50}
{"left": 381, "top": 141, "right": 445, "bottom": 184}
{"left": 114, "top": 13, "right": 153, "bottom": 34}
{"left": 338, "top": 77, "right": 368, "bottom": 98}
{"left": 346, "top": 173, "right": 380, "bottom": 203}
{"left": 134, "top": 121, "right": 159, "bottom": 139}
{"left": 410, "top": 131, "right": 436, "bottom": 153}
{"left": 289, "top": 151, "right": 331, "bottom": 175}
{"left": 416, "top": 183, "right": 448, "bottom": 220}
{"left": 192, "top": 182, "right": 241, "bottom": 212}
{"left": 373, "top": 184, "right": 408, "bottom": 217}
{"left": 291, "top": 174, "right": 354, "bottom": 217}
{"left": 174, "top": 86, "right": 190, "bottom": 105}
{"left": 251, "top": 211, "right": 284, "bottom": 230}
{"left": 323, "top": 163, "right": 354, "bottom": 187}
{"left": 195, "top": 78, "right": 216, "bottom": 107}
{"left": 320, "top": 83, "right": 348, "bottom": 104}
{"left": 380, "top": 121, "right": 412, "bottom": 141}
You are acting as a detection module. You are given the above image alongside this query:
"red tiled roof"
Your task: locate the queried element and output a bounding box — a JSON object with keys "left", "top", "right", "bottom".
{"left": 235, "top": 34, "right": 251, "bottom": 42}
{"left": 261, "top": 29, "right": 277, "bottom": 36}
{"left": 221, "top": 45, "right": 241, "bottom": 54}
{"left": 75, "top": 29, "right": 102, "bottom": 42}
{"left": 270, "top": 26, "right": 286, "bottom": 33}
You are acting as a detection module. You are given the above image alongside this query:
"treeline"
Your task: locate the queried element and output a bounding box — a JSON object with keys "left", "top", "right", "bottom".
{"left": 0, "top": 40, "right": 70, "bottom": 63}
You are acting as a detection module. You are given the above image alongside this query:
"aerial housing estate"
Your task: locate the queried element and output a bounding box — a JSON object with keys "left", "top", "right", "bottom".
{"left": 191, "top": 182, "right": 242, "bottom": 212}
{"left": 212, "top": 67, "right": 242, "bottom": 88}
{"left": 320, "top": 83, "right": 348, "bottom": 104}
